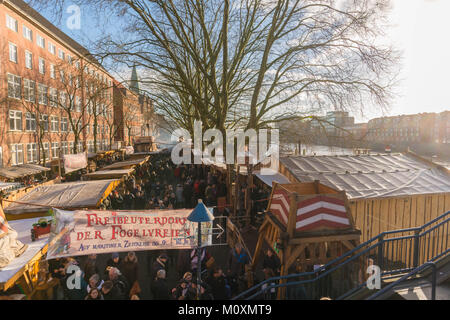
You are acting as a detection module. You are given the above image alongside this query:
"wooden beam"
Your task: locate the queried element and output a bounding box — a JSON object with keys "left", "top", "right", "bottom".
{"left": 289, "top": 233, "right": 360, "bottom": 245}
{"left": 285, "top": 244, "right": 306, "bottom": 271}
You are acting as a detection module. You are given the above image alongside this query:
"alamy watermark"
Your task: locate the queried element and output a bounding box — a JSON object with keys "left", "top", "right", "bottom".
{"left": 171, "top": 121, "right": 279, "bottom": 175}
{"left": 66, "top": 5, "right": 81, "bottom": 30}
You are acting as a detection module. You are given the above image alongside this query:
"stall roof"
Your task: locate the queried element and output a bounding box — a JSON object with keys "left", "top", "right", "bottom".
{"left": 4, "top": 180, "right": 120, "bottom": 215}
{"left": 0, "top": 164, "right": 50, "bottom": 180}
{"left": 280, "top": 153, "right": 450, "bottom": 199}
{"left": 102, "top": 157, "right": 149, "bottom": 170}
{"left": 253, "top": 170, "right": 290, "bottom": 187}
{"left": 0, "top": 217, "right": 48, "bottom": 290}
{"left": 83, "top": 169, "right": 134, "bottom": 180}
{"left": 0, "top": 182, "right": 22, "bottom": 192}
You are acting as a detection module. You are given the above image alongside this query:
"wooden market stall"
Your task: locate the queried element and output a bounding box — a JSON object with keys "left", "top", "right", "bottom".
{"left": 0, "top": 216, "right": 50, "bottom": 299}
{"left": 278, "top": 152, "right": 450, "bottom": 267}
{"left": 2, "top": 179, "right": 121, "bottom": 220}
{"left": 82, "top": 169, "right": 134, "bottom": 181}
{"left": 251, "top": 182, "right": 361, "bottom": 299}
{"left": 0, "top": 164, "right": 51, "bottom": 182}
{"left": 101, "top": 156, "right": 149, "bottom": 170}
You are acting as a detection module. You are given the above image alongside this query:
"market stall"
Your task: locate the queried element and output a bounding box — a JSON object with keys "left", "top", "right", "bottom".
{"left": 0, "top": 164, "right": 51, "bottom": 182}
{"left": 82, "top": 169, "right": 134, "bottom": 181}
{"left": 3, "top": 179, "right": 121, "bottom": 220}
{"left": 0, "top": 217, "right": 49, "bottom": 297}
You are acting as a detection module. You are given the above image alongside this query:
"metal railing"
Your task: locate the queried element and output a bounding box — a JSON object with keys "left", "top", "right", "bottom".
{"left": 233, "top": 211, "right": 449, "bottom": 300}
{"left": 367, "top": 262, "right": 437, "bottom": 300}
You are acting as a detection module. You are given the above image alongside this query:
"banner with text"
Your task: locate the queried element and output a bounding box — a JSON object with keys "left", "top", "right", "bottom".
{"left": 63, "top": 152, "right": 88, "bottom": 174}
{"left": 46, "top": 209, "right": 213, "bottom": 259}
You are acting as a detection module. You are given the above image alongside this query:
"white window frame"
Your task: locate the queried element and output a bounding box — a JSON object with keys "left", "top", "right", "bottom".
{"left": 7, "top": 74, "right": 21, "bottom": 99}
{"left": 25, "top": 112, "right": 37, "bottom": 132}
{"left": 23, "top": 79, "right": 36, "bottom": 103}
{"left": 11, "top": 144, "right": 24, "bottom": 165}
{"left": 25, "top": 50, "right": 33, "bottom": 69}
{"left": 51, "top": 142, "right": 59, "bottom": 159}
{"left": 23, "top": 25, "right": 33, "bottom": 41}
{"left": 50, "top": 116, "right": 59, "bottom": 132}
{"left": 9, "top": 42, "right": 18, "bottom": 63}
{"left": 37, "top": 34, "right": 45, "bottom": 48}
{"left": 27, "top": 143, "right": 38, "bottom": 163}
{"left": 9, "top": 110, "right": 23, "bottom": 131}
{"left": 49, "top": 88, "right": 58, "bottom": 107}
{"left": 38, "top": 57, "right": 46, "bottom": 74}
{"left": 38, "top": 83, "right": 48, "bottom": 105}
{"left": 48, "top": 42, "right": 56, "bottom": 55}
{"left": 6, "top": 14, "right": 18, "bottom": 32}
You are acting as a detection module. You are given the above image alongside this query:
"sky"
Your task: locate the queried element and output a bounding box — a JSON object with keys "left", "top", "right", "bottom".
{"left": 383, "top": 0, "right": 450, "bottom": 121}
{"left": 40, "top": 0, "right": 450, "bottom": 122}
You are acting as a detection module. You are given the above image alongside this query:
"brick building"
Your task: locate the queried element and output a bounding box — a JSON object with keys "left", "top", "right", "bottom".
{"left": 367, "top": 112, "right": 450, "bottom": 144}
{"left": 113, "top": 69, "right": 154, "bottom": 146}
{"left": 0, "top": 0, "right": 123, "bottom": 167}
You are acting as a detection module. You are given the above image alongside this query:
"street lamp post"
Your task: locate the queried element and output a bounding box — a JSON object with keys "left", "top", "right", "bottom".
{"left": 187, "top": 199, "right": 214, "bottom": 300}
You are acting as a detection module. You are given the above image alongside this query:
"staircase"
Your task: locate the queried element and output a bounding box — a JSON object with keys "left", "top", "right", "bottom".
{"left": 233, "top": 211, "right": 450, "bottom": 300}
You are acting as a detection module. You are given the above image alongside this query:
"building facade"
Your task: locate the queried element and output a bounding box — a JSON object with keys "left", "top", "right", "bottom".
{"left": 0, "top": 0, "right": 116, "bottom": 168}
{"left": 366, "top": 112, "right": 450, "bottom": 144}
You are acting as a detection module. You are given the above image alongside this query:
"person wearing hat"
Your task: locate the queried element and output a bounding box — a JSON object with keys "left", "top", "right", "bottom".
{"left": 104, "top": 253, "right": 122, "bottom": 278}
{"left": 150, "top": 253, "right": 168, "bottom": 282}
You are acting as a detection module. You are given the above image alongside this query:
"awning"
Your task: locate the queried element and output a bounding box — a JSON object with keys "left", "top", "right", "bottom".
{"left": 83, "top": 169, "right": 134, "bottom": 180}
{"left": 4, "top": 179, "right": 120, "bottom": 215}
{"left": 102, "top": 157, "right": 149, "bottom": 170}
{"left": 253, "top": 170, "right": 290, "bottom": 187}
{"left": 0, "top": 164, "right": 51, "bottom": 180}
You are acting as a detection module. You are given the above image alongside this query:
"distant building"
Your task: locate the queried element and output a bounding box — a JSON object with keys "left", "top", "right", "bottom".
{"left": 366, "top": 111, "right": 450, "bottom": 144}
{"left": 311, "top": 111, "right": 355, "bottom": 137}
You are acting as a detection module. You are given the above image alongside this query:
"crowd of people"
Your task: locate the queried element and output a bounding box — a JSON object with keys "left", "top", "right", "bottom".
{"left": 45, "top": 154, "right": 281, "bottom": 300}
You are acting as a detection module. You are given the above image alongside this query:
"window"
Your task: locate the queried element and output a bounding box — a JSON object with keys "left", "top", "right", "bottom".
{"left": 11, "top": 144, "right": 24, "bottom": 165}
{"left": 75, "top": 61, "right": 80, "bottom": 69}
{"left": 51, "top": 116, "right": 59, "bottom": 132}
{"left": 37, "top": 34, "right": 45, "bottom": 48}
{"left": 9, "top": 110, "right": 22, "bottom": 131}
{"left": 51, "top": 142, "right": 59, "bottom": 158}
{"left": 50, "top": 64, "right": 56, "bottom": 79}
{"left": 7, "top": 74, "right": 21, "bottom": 99}
{"left": 25, "top": 51, "right": 33, "bottom": 69}
{"left": 61, "top": 142, "right": 68, "bottom": 155}
{"left": 26, "top": 113, "right": 37, "bottom": 131}
{"left": 49, "top": 88, "right": 58, "bottom": 107}
{"left": 69, "top": 141, "right": 74, "bottom": 154}
{"left": 58, "top": 49, "right": 65, "bottom": 60}
{"left": 61, "top": 118, "right": 68, "bottom": 132}
{"left": 38, "top": 84, "right": 48, "bottom": 105}
{"left": 40, "top": 115, "right": 49, "bottom": 132}
{"left": 75, "top": 96, "right": 81, "bottom": 112}
{"left": 86, "top": 124, "right": 90, "bottom": 134}
{"left": 48, "top": 42, "right": 56, "bottom": 55}
{"left": 88, "top": 141, "right": 94, "bottom": 153}
{"left": 9, "top": 43, "right": 17, "bottom": 63}
{"left": 38, "top": 58, "right": 45, "bottom": 74}
{"left": 23, "top": 25, "right": 33, "bottom": 41}
{"left": 23, "top": 79, "right": 36, "bottom": 102}
{"left": 27, "top": 143, "right": 38, "bottom": 163}
{"left": 60, "top": 70, "right": 65, "bottom": 83}
{"left": 59, "top": 91, "right": 67, "bottom": 108}
{"left": 6, "top": 14, "right": 18, "bottom": 32}
{"left": 67, "top": 55, "right": 72, "bottom": 65}
{"left": 43, "top": 142, "right": 50, "bottom": 160}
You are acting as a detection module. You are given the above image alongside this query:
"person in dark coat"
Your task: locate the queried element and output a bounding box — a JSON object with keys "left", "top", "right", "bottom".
{"left": 104, "top": 252, "right": 122, "bottom": 278}
{"left": 262, "top": 249, "right": 281, "bottom": 276}
{"left": 150, "top": 253, "right": 168, "bottom": 281}
{"left": 151, "top": 269, "right": 170, "bottom": 300}
{"left": 108, "top": 267, "right": 129, "bottom": 300}
{"left": 102, "top": 280, "right": 122, "bottom": 300}
{"left": 120, "top": 252, "right": 139, "bottom": 296}
{"left": 206, "top": 268, "right": 229, "bottom": 300}
{"left": 82, "top": 254, "right": 100, "bottom": 283}
{"left": 228, "top": 243, "right": 249, "bottom": 296}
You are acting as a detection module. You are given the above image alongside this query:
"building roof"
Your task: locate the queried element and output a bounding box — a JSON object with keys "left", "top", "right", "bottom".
{"left": 280, "top": 153, "right": 450, "bottom": 199}
{"left": 4, "top": 0, "right": 103, "bottom": 69}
